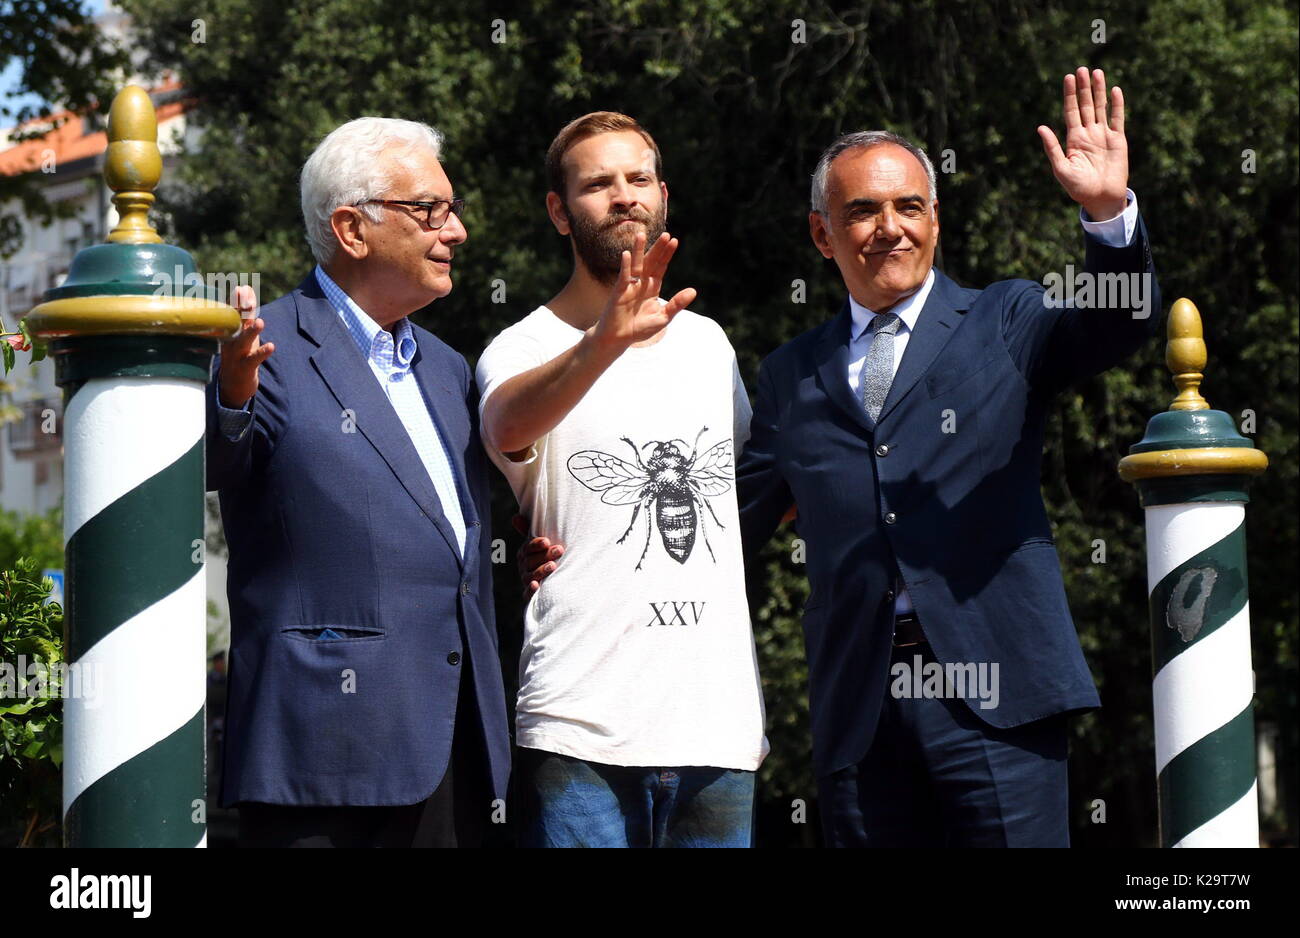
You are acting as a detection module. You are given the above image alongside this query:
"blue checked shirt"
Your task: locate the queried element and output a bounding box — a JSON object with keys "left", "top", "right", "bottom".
{"left": 217, "top": 266, "right": 466, "bottom": 556}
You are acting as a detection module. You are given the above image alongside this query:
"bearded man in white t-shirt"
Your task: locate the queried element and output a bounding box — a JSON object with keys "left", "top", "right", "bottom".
{"left": 476, "top": 112, "right": 768, "bottom": 848}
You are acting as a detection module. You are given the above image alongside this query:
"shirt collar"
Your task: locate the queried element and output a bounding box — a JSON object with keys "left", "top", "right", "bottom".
{"left": 849, "top": 268, "right": 936, "bottom": 341}
{"left": 314, "top": 264, "right": 417, "bottom": 370}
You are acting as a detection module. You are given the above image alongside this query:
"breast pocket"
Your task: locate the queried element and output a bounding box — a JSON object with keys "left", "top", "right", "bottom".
{"left": 280, "top": 625, "right": 387, "bottom": 643}
{"left": 926, "top": 343, "right": 999, "bottom": 398}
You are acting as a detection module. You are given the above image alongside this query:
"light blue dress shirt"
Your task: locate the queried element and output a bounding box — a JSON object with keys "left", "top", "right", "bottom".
{"left": 217, "top": 266, "right": 467, "bottom": 557}
{"left": 846, "top": 190, "right": 1141, "bottom": 616}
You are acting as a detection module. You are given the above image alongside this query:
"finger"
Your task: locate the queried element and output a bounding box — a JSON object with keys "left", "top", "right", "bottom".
{"left": 252, "top": 342, "right": 274, "bottom": 363}
{"left": 616, "top": 249, "right": 634, "bottom": 294}
{"left": 233, "top": 284, "right": 258, "bottom": 318}
{"left": 523, "top": 537, "right": 557, "bottom": 561}
{"left": 644, "top": 232, "right": 673, "bottom": 282}
{"left": 523, "top": 581, "right": 539, "bottom": 599}
{"left": 1075, "top": 66, "right": 1094, "bottom": 125}
{"left": 629, "top": 231, "right": 647, "bottom": 282}
{"left": 637, "top": 235, "right": 663, "bottom": 286}
{"left": 662, "top": 287, "right": 697, "bottom": 317}
{"left": 244, "top": 318, "right": 266, "bottom": 353}
{"left": 650, "top": 235, "right": 679, "bottom": 284}
{"left": 1037, "top": 125, "right": 1067, "bottom": 174}
{"left": 640, "top": 230, "right": 666, "bottom": 265}
{"left": 1110, "top": 85, "right": 1124, "bottom": 135}
{"left": 226, "top": 316, "right": 263, "bottom": 354}
{"left": 1062, "top": 72, "right": 1081, "bottom": 130}
{"left": 1091, "top": 68, "right": 1107, "bottom": 125}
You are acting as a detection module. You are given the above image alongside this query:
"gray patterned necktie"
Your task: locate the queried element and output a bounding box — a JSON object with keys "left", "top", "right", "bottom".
{"left": 861, "top": 311, "right": 901, "bottom": 422}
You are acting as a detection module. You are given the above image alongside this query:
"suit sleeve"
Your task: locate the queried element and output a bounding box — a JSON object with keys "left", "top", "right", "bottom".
{"left": 1001, "top": 213, "right": 1162, "bottom": 393}
{"left": 205, "top": 351, "right": 288, "bottom": 492}
{"left": 736, "top": 355, "right": 793, "bottom": 565}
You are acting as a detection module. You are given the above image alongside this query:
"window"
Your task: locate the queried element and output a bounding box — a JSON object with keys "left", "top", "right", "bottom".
{"left": 9, "top": 398, "right": 62, "bottom": 454}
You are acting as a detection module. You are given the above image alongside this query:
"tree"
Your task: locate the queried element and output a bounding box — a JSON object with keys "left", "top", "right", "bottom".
{"left": 1, "top": 0, "right": 130, "bottom": 255}
{"left": 119, "top": 0, "right": 1299, "bottom": 845}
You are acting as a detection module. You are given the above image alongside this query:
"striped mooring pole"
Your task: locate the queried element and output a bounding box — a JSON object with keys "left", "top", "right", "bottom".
{"left": 1119, "top": 298, "right": 1269, "bottom": 847}
{"left": 26, "top": 86, "right": 240, "bottom": 846}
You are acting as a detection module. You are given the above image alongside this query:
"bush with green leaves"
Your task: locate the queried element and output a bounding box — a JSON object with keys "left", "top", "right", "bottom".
{"left": 0, "top": 558, "right": 64, "bottom": 847}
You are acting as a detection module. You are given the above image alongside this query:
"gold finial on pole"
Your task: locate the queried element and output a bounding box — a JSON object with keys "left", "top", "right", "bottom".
{"left": 1167, "top": 297, "right": 1209, "bottom": 411}
{"left": 104, "top": 85, "right": 163, "bottom": 244}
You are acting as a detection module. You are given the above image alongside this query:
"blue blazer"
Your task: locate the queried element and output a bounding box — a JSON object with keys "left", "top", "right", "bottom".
{"left": 206, "top": 271, "right": 510, "bottom": 807}
{"left": 738, "top": 221, "right": 1161, "bottom": 779}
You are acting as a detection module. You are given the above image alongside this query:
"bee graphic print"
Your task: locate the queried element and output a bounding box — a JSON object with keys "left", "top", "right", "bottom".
{"left": 567, "top": 427, "right": 734, "bottom": 570}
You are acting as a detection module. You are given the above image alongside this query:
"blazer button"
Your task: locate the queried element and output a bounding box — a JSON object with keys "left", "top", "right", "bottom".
{"left": 884, "top": 512, "right": 897, "bottom": 524}
{"left": 460, "top": 581, "right": 471, "bottom": 596}
{"left": 876, "top": 443, "right": 890, "bottom": 457}
{"left": 885, "top": 589, "right": 895, "bottom": 601}
{"left": 447, "top": 652, "right": 461, "bottom": 666}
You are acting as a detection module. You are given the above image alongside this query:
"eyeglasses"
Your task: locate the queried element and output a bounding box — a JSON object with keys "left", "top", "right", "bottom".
{"left": 355, "top": 198, "right": 466, "bottom": 229}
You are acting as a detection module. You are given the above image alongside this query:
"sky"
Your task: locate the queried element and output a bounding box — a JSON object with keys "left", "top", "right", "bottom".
{"left": 2, "top": 0, "right": 111, "bottom": 124}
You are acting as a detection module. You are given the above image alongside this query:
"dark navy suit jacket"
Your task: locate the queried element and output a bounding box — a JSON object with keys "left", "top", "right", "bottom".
{"left": 206, "top": 271, "right": 510, "bottom": 807}
{"left": 738, "top": 221, "right": 1160, "bottom": 779}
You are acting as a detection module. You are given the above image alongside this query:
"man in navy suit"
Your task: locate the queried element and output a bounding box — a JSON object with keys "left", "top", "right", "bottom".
{"left": 208, "top": 117, "right": 509, "bottom": 847}
{"left": 736, "top": 68, "right": 1161, "bottom": 846}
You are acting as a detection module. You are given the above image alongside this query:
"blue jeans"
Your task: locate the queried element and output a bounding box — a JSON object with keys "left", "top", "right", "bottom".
{"left": 517, "top": 747, "right": 755, "bottom": 847}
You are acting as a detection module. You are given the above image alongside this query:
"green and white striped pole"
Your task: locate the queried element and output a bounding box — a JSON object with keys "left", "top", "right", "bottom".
{"left": 1119, "top": 298, "right": 1268, "bottom": 848}
{"left": 27, "top": 86, "right": 240, "bottom": 847}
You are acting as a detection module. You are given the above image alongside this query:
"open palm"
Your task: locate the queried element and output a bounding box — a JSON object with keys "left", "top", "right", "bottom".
{"left": 1037, "top": 67, "right": 1129, "bottom": 221}
{"left": 593, "top": 231, "right": 697, "bottom": 349}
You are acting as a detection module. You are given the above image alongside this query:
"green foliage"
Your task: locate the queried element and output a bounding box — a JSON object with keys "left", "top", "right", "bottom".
{"left": 119, "top": 0, "right": 1298, "bottom": 843}
{"left": 0, "top": 506, "right": 63, "bottom": 573}
{"left": 0, "top": 558, "right": 64, "bottom": 847}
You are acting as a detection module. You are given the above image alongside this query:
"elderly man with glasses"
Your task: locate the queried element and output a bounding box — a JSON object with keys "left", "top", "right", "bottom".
{"left": 207, "top": 117, "right": 509, "bottom": 847}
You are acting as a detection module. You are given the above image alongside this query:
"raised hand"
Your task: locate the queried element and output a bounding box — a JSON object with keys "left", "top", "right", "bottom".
{"left": 589, "top": 231, "right": 697, "bottom": 352}
{"left": 1037, "top": 67, "right": 1129, "bottom": 221}
{"left": 219, "top": 284, "right": 274, "bottom": 408}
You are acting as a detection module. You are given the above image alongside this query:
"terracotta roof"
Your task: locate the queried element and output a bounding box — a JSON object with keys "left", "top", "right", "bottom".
{"left": 0, "top": 80, "right": 188, "bottom": 177}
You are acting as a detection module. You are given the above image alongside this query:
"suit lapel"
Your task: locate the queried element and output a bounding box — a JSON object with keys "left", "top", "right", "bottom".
{"left": 296, "top": 278, "right": 465, "bottom": 567}
{"left": 815, "top": 299, "right": 874, "bottom": 433}
{"left": 874, "top": 270, "right": 973, "bottom": 424}
{"left": 411, "top": 343, "right": 480, "bottom": 567}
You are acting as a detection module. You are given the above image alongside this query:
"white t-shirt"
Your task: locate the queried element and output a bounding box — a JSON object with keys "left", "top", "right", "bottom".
{"left": 476, "top": 306, "right": 769, "bottom": 770}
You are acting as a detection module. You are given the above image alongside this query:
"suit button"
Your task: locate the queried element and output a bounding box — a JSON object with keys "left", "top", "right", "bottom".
{"left": 876, "top": 443, "right": 890, "bottom": 457}
{"left": 447, "top": 652, "right": 461, "bottom": 666}
{"left": 885, "top": 589, "right": 895, "bottom": 601}
{"left": 460, "top": 581, "right": 471, "bottom": 596}
{"left": 884, "top": 512, "right": 897, "bottom": 524}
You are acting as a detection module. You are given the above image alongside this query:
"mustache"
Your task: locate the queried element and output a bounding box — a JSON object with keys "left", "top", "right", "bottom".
{"left": 603, "top": 210, "right": 653, "bottom": 228}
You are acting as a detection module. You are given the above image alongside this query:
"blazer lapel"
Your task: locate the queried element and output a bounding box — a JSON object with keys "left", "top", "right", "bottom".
{"left": 874, "top": 270, "right": 973, "bottom": 424}
{"left": 815, "top": 299, "right": 874, "bottom": 433}
{"left": 411, "top": 344, "right": 481, "bottom": 567}
{"left": 296, "top": 279, "right": 465, "bottom": 566}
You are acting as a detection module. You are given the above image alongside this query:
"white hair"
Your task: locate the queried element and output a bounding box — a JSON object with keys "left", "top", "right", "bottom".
{"left": 810, "top": 130, "right": 937, "bottom": 215}
{"left": 300, "top": 117, "right": 444, "bottom": 265}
